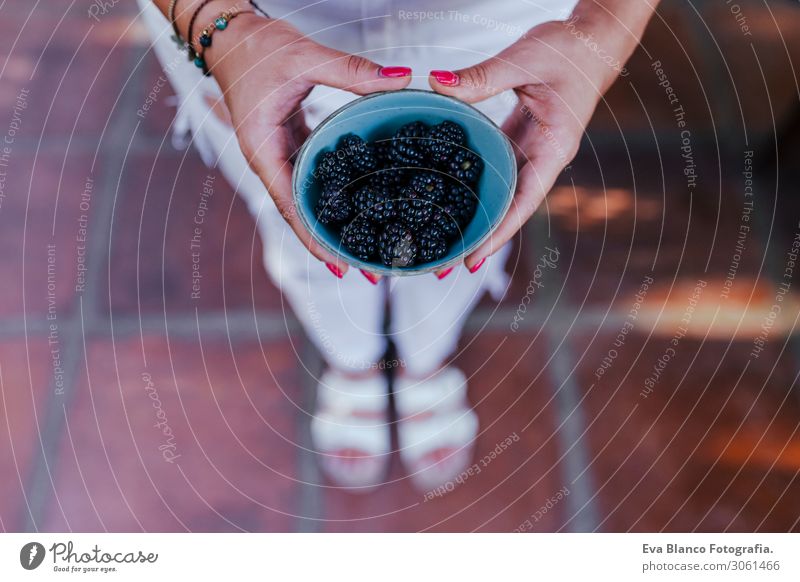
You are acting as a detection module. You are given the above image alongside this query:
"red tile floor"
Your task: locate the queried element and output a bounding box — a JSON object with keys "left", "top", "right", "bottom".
{"left": 1, "top": 0, "right": 799, "bottom": 532}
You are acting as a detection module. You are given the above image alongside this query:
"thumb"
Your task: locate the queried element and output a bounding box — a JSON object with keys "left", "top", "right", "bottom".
{"left": 429, "top": 57, "right": 529, "bottom": 103}
{"left": 306, "top": 49, "right": 413, "bottom": 95}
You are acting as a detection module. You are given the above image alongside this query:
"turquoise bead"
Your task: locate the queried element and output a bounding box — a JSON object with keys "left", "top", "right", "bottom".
{"left": 194, "top": 56, "right": 205, "bottom": 68}
{"left": 214, "top": 17, "right": 228, "bottom": 30}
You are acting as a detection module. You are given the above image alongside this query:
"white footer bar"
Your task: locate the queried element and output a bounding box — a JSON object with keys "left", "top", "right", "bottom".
{"left": 1, "top": 533, "right": 797, "bottom": 581}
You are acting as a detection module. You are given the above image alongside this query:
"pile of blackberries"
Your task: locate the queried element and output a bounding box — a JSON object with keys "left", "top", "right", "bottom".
{"left": 313, "top": 120, "right": 483, "bottom": 268}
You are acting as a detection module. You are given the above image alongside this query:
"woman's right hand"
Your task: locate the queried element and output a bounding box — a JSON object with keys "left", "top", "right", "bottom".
{"left": 204, "top": 11, "right": 412, "bottom": 274}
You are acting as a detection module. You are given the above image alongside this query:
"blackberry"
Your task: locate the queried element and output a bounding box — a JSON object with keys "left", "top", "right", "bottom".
{"left": 311, "top": 120, "right": 479, "bottom": 266}
{"left": 317, "top": 150, "right": 352, "bottom": 189}
{"left": 417, "top": 225, "right": 449, "bottom": 263}
{"left": 429, "top": 208, "right": 461, "bottom": 239}
{"left": 338, "top": 133, "right": 365, "bottom": 152}
{"left": 374, "top": 138, "right": 393, "bottom": 165}
{"left": 444, "top": 183, "right": 478, "bottom": 227}
{"left": 369, "top": 138, "right": 408, "bottom": 188}
{"left": 369, "top": 167, "right": 407, "bottom": 190}
{"left": 352, "top": 184, "right": 400, "bottom": 224}
{"left": 338, "top": 134, "right": 377, "bottom": 178}
{"left": 444, "top": 149, "right": 483, "bottom": 185}
{"left": 389, "top": 121, "right": 429, "bottom": 168}
{"left": 341, "top": 219, "right": 378, "bottom": 261}
{"left": 378, "top": 223, "right": 418, "bottom": 267}
{"left": 407, "top": 171, "right": 446, "bottom": 202}
{"left": 425, "top": 121, "right": 466, "bottom": 165}
{"left": 315, "top": 186, "right": 352, "bottom": 224}
{"left": 398, "top": 188, "right": 434, "bottom": 232}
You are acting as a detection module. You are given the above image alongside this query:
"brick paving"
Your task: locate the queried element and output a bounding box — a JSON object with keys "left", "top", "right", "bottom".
{"left": 1, "top": 0, "right": 799, "bottom": 532}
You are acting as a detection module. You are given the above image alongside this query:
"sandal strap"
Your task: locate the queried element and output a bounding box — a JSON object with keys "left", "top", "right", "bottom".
{"left": 311, "top": 413, "right": 391, "bottom": 456}
{"left": 393, "top": 366, "right": 470, "bottom": 420}
{"left": 397, "top": 408, "right": 478, "bottom": 454}
{"left": 316, "top": 371, "right": 388, "bottom": 418}
{"left": 395, "top": 367, "right": 479, "bottom": 462}
{"left": 311, "top": 371, "right": 391, "bottom": 458}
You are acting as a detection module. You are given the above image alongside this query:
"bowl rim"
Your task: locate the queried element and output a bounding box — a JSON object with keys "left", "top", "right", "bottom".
{"left": 291, "top": 88, "right": 517, "bottom": 276}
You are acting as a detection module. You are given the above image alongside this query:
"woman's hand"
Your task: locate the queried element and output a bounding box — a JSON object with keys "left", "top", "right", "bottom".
{"left": 205, "top": 13, "right": 412, "bottom": 274}
{"left": 429, "top": 4, "right": 656, "bottom": 271}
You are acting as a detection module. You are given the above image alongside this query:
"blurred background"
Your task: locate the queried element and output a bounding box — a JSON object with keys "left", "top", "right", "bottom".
{"left": 1, "top": 0, "right": 799, "bottom": 532}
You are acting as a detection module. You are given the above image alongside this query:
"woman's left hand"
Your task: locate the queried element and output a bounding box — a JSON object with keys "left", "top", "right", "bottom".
{"left": 429, "top": 7, "right": 654, "bottom": 271}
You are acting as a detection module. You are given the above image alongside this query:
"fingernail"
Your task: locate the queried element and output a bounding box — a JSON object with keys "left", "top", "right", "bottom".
{"left": 379, "top": 66, "right": 412, "bottom": 78}
{"left": 468, "top": 258, "right": 485, "bottom": 273}
{"left": 326, "top": 263, "right": 344, "bottom": 278}
{"left": 436, "top": 267, "right": 454, "bottom": 280}
{"left": 431, "top": 70, "right": 459, "bottom": 86}
{"left": 360, "top": 269, "right": 379, "bottom": 284}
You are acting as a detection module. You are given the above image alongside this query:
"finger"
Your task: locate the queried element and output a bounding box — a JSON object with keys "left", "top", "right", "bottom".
{"left": 428, "top": 55, "right": 531, "bottom": 103}
{"left": 464, "top": 156, "right": 562, "bottom": 270}
{"left": 305, "top": 50, "right": 413, "bottom": 95}
{"left": 247, "top": 125, "right": 350, "bottom": 274}
{"left": 359, "top": 270, "right": 382, "bottom": 285}
{"left": 434, "top": 267, "right": 454, "bottom": 280}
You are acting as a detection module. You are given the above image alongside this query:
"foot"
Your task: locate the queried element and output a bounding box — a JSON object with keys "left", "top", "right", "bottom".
{"left": 395, "top": 366, "right": 478, "bottom": 493}
{"left": 310, "top": 370, "right": 390, "bottom": 493}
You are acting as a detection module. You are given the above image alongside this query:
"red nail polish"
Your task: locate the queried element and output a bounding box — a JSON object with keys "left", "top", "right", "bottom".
{"left": 431, "top": 70, "right": 459, "bottom": 86}
{"left": 436, "top": 267, "right": 454, "bottom": 280}
{"left": 379, "top": 66, "right": 412, "bottom": 78}
{"left": 469, "top": 258, "right": 485, "bottom": 273}
{"left": 326, "top": 263, "right": 344, "bottom": 278}
{"left": 360, "top": 269, "right": 379, "bottom": 284}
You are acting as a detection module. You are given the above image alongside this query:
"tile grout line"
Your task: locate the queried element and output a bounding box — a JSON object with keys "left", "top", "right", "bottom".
{"left": 750, "top": 171, "right": 800, "bottom": 402}
{"left": 529, "top": 205, "right": 601, "bottom": 532}
{"left": 543, "top": 328, "right": 602, "bottom": 532}
{"left": 4, "top": 300, "right": 800, "bottom": 342}
{"left": 88, "top": 310, "right": 303, "bottom": 339}
{"left": 292, "top": 340, "right": 324, "bottom": 532}
{"left": 21, "top": 325, "right": 85, "bottom": 532}
{"left": 4, "top": 301, "right": 798, "bottom": 340}
{"left": 22, "top": 45, "right": 150, "bottom": 531}
{"left": 2, "top": 302, "right": 687, "bottom": 342}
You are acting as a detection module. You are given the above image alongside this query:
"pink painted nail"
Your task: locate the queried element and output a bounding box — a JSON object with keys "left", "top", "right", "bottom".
{"left": 436, "top": 267, "right": 454, "bottom": 280}
{"left": 360, "top": 269, "right": 379, "bottom": 285}
{"left": 326, "top": 263, "right": 344, "bottom": 278}
{"left": 468, "top": 258, "right": 485, "bottom": 273}
{"left": 431, "top": 70, "right": 459, "bottom": 86}
{"left": 379, "top": 66, "right": 412, "bottom": 78}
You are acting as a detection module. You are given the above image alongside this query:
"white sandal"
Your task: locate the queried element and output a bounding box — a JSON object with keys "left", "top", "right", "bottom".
{"left": 395, "top": 367, "right": 479, "bottom": 492}
{"left": 310, "top": 370, "right": 391, "bottom": 493}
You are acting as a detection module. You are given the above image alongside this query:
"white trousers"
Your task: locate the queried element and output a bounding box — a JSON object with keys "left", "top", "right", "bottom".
{"left": 138, "top": 0, "right": 576, "bottom": 375}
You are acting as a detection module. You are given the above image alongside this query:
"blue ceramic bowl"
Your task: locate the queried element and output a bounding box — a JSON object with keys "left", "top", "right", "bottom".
{"left": 292, "top": 89, "right": 517, "bottom": 276}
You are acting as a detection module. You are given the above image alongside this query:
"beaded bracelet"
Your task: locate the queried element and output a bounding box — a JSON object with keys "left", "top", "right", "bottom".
{"left": 191, "top": 8, "right": 255, "bottom": 75}
{"left": 186, "top": 0, "right": 215, "bottom": 62}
